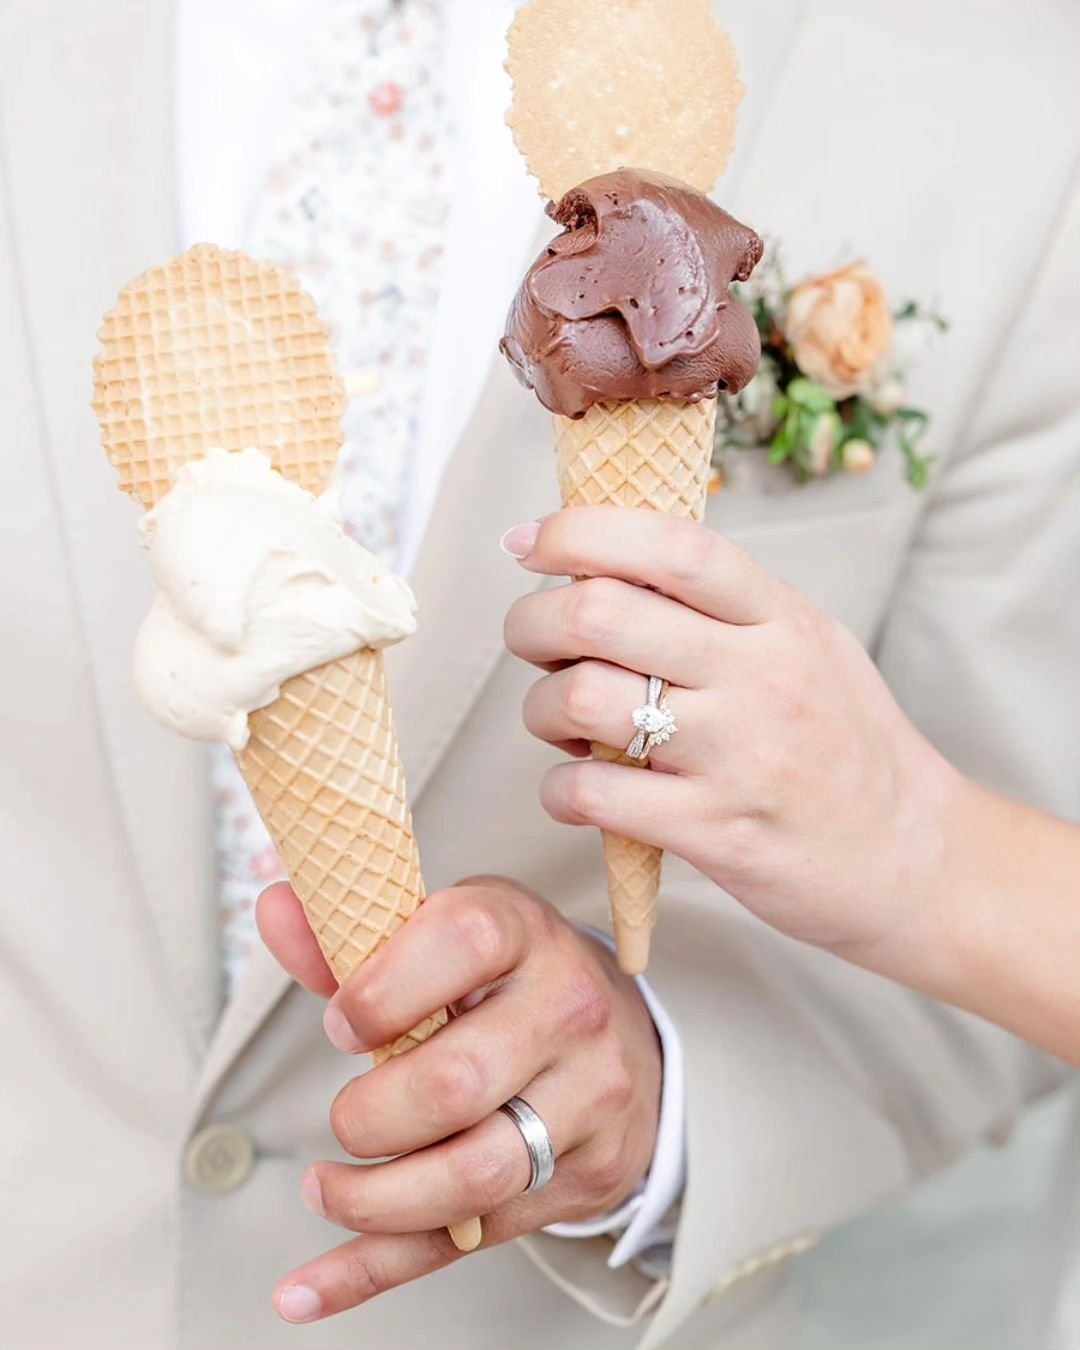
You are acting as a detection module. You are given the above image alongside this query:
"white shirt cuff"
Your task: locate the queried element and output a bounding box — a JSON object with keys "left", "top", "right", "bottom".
{"left": 543, "top": 927, "right": 687, "bottom": 1270}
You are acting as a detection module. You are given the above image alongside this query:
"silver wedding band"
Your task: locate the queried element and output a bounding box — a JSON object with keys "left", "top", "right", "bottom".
{"left": 499, "top": 1095, "right": 556, "bottom": 1194}
{"left": 626, "top": 674, "right": 678, "bottom": 760}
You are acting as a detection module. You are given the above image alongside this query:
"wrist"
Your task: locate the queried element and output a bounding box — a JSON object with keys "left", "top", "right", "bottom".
{"left": 900, "top": 765, "right": 988, "bottom": 997}
{"left": 833, "top": 766, "right": 1080, "bottom": 1060}
{"left": 923, "top": 782, "right": 1080, "bottom": 1056}
{"left": 831, "top": 747, "right": 973, "bottom": 992}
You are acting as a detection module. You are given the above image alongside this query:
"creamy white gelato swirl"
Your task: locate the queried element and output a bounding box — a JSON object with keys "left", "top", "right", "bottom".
{"left": 134, "top": 448, "right": 417, "bottom": 750}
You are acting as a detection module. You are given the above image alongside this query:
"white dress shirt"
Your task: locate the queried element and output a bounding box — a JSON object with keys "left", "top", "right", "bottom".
{"left": 176, "top": 0, "right": 686, "bottom": 1268}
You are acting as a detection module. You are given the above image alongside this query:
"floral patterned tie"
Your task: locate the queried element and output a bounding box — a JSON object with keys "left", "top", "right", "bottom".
{"left": 212, "top": 0, "right": 452, "bottom": 998}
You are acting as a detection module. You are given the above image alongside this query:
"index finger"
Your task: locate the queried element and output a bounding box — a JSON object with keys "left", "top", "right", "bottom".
{"left": 273, "top": 1173, "right": 572, "bottom": 1324}
{"left": 511, "top": 507, "right": 780, "bottom": 625}
{"left": 256, "top": 882, "right": 339, "bottom": 999}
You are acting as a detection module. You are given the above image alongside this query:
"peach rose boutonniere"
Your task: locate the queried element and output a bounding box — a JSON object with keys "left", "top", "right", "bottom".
{"left": 716, "top": 253, "right": 947, "bottom": 488}
{"left": 785, "top": 263, "right": 892, "bottom": 398}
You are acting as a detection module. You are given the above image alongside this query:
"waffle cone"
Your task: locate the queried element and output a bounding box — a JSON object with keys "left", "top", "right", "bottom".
{"left": 553, "top": 397, "right": 717, "bottom": 974}
{"left": 92, "top": 245, "right": 482, "bottom": 1250}
{"left": 233, "top": 643, "right": 480, "bottom": 1248}
{"left": 236, "top": 648, "right": 445, "bottom": 1059}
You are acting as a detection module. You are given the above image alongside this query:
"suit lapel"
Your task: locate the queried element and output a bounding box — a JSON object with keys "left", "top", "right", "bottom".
{"left": 388, "top": 350, "right": 558, "bottom": 799}
{"left": 2, "top": 0, "right": 222, "bottom": 1051}
{"left": 399, "top": 0, "right": 541, "bottom": 563}
{"left": 191, "top": 941, "right": 292, "bottom": 1115}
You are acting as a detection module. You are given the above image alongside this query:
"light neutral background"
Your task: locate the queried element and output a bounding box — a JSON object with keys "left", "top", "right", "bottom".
{"left": 798, "top": 1088, "right": 1075, "bottom": 1348}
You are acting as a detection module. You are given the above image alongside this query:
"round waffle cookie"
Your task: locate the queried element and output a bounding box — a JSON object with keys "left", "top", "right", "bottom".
{"left": 92, "top": 244, "right": 347, "bottom": 508}
{"left": 506, "top": 0, "right": 743, "bottom": 202}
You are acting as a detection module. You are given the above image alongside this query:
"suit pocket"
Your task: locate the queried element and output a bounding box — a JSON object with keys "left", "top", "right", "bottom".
{"left": 714, "top": 487, "right": 917, "bottom": 646}
{"left": 708, "top": 442, "right": 916, "bottom": 535}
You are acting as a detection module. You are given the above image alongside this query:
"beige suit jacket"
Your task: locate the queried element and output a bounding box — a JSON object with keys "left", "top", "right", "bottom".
{"left": 2, "top": 2, "right": 1078, "bottom": 1347}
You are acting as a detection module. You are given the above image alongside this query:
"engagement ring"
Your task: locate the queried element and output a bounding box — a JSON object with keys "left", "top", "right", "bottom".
{"left": 626, "top": 675, "right": 677, "bottom": 760}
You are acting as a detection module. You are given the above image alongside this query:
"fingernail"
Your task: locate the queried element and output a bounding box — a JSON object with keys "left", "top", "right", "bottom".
{"left": 323, "top": 1004, "right": 360, "bottom": 1054}
{"left": 500, "top": 522, "right": 540, "bottom": 559}
{"left": 300, "top": 1169, "right": 324, "bottom": 1217}
{"left": 278, "top": 1284, "right": 321, "bottom": 1323}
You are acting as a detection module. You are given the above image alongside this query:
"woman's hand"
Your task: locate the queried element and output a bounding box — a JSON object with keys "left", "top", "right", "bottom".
{"left": 256, "top": 876, "right": 661, "bottom": 1324}
{"left": 503, "top": 507, "right": 958, "bottom": 966}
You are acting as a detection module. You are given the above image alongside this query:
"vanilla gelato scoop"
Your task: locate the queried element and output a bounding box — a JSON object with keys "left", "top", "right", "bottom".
{"left": 134, "top": 448, "right": 417, "bottom": 750}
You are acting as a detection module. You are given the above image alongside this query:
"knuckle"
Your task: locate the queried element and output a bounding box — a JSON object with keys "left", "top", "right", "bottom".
{"left": 323, "top": 1176, "right": 373, "bottom": 1232}
{"left": 344, "top": 976, "right": 384, "bottom": 1038}
{"left": 566, "top": 578, "right": 624, "bottom": 646}
{"left": 562, "top": 663, "right": 607, "bottom": 732}
{"left": 520, "top": 888, "right": 561, "bottom": 946}
{"left": 583, "top": 1144, "right": 628, "bottom": 1207}
{"left": 719, "top": 810, "right": 767, "bottom": 873}
{"left": 464, "top": 1141, "right": 520, "bottom": 1212}
{"left": 558, "top": 970, "right": 612, "bottom": 1040}
{"left": 540, "top": 509, "right": 575, "bottom": 557}
{"left": 547, "top": 507, "right": 599, "bottom": 566}
{"left": 447, "top": 898, "right": 505, "bottom": 969}
{"left": 741, "top": 738, "right": 783, "bottom": 795}
{"left": 421, "top": 1048, "right": 487, "bottom": 1119}
{"left": 341, "top": 1247, "right": 385, "bottom": 1304}
{"left": 563, "top": 764, "right": 606, "bottom": 824}
{"left": 589, "top": 1033, "right": 637, "bottom": 1115}
{"left": 668, "top": 520, "right": 715, "bottom": 584}
{"left": 599, "top": 1055, "right": 635, "bottom": 1115}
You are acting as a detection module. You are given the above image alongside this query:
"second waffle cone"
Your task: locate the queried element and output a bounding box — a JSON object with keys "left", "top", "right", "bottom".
{"left": 239, "top": 630, "right": 482, "bottom": 1251}
{"left": 236, "top": 647, "right": 446, "bottom": 1059}
{"left": 553, "top": 397, "right": 717, "bottom": 974}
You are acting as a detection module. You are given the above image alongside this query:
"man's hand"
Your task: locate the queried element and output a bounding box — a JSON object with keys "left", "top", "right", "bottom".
{"left": 256, "top": 876, "right": 662, "bottom": 1325}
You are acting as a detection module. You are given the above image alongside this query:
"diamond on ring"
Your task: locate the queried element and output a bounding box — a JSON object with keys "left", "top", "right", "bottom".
{"left": 632, "top": 702, "right": 677, "bottom": 743}
{"left": 626, "top": 674, "right": 677, "bottom": 760}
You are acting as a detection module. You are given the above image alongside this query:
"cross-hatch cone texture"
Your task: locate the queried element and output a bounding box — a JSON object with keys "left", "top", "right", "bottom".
{"left": 553, "top": 397, "right": 717, "bottom": 974}
{"left": 92, "top": 244, "right": 480, "bottom": 1251}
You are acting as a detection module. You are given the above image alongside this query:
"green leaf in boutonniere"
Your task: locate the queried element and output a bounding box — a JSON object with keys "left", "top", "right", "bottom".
{"left": 787, "top": 377, "right": 836, "bottom": 415}
{"left": 895, "top": 407, "right": 933, "bottom": 488}
{"left": 894, "top": 298, "right": 950, "bottom": 335}
{"left": 767, "top": 408, "right": 795, "bottom": 465}
{"left": 841, "top": 399, "right": 887, "bottom": 451}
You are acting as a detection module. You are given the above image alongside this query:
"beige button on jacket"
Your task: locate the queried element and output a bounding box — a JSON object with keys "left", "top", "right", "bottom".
{"left": 185, "top": 1124, "right": 256, "bottom": 1197}
{"left": 2, "top": 2, "right": 1078, "bottom": 1348}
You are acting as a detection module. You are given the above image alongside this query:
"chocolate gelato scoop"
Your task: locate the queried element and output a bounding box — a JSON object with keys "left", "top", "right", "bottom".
{"left": 501, "top": 168, "right": 763, "bottom": 419}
